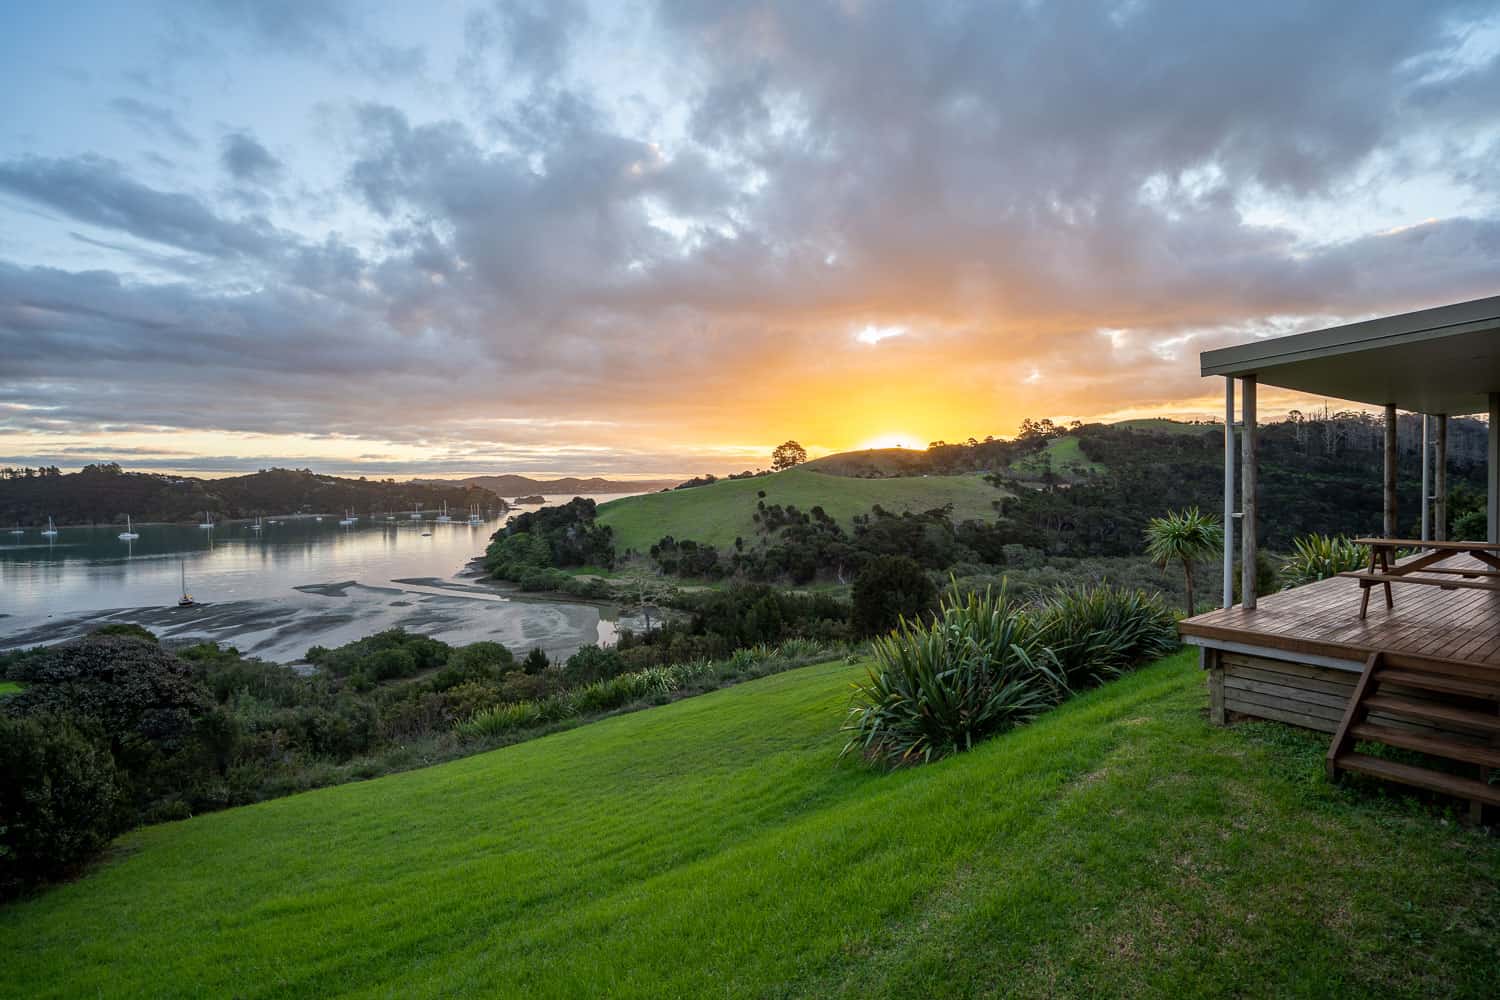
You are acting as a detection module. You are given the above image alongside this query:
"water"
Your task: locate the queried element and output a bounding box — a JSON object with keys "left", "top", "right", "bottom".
{"left": 0, "top": 495, "right": 640, "bottom": 663}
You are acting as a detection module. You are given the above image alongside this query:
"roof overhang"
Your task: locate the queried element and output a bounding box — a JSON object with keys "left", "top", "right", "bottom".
{"left": 1200, "top": 295, "right": 1500, "bottom": 415}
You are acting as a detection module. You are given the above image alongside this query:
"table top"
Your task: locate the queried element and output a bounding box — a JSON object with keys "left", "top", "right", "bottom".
{"left": 1353, "top": 537, "right": 1500, "bottom": 552}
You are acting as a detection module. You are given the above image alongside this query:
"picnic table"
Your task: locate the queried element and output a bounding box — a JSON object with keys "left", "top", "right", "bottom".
{"left": 1339, "top": 538, "right": 1500, "bottom": 619}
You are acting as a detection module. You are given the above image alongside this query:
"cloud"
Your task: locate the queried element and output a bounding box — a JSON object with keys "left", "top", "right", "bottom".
{"left": 220, "top": 133, "right": 283, "bottom": 186}
{"left": 108, "top": 97, "right": 200, "bottom": 149}
{"left": 4, "top": 1, "right": 1500, "bottom": 474}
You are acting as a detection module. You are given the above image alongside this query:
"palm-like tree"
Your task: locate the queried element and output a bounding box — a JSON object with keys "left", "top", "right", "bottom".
{"left": 1145, "top": 507, "right": 1224, "bottom": 616}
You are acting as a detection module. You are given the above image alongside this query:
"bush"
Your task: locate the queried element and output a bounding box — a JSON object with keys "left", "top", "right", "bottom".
{"left": 563, "top": 644, "right": 626, "bottom": 686}
{"left": 843, "top": 585, "right": 1062, "bottom": 766}
{"left": 1032, "top": 585, "right": 1179, "bottom": 688}
{"left": 1279, "top": 534, "right": 1366, "bottom": 589}
{"left": 851, "top": 555, "right": 938, "bottom": 636}
{"left": 0, "top": 715, "right": 122, "bottom": 898}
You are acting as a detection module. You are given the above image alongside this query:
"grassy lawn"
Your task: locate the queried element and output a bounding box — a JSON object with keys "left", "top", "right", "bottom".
{"left": 6, "top": 651, "right": 1500, "bottom": 996}
{"left": 0, "top": 681, "right": 20, "bottom": 697}
{"left": 597, "top": 466, "right": 1005, "bottom": 552}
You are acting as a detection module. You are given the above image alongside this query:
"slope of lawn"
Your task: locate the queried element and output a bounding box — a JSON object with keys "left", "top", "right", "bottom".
{"left": 0, "top": 680, "right": 20, "bottom": 696}
{"left": 1112, "top": 417, "right": 1219, "bottom": 436}
{"left": 597, "top": 466, "right": 1004, "bottom": 552}
{"left": 7, "top": 649, "right": 1500, "bottom": 998}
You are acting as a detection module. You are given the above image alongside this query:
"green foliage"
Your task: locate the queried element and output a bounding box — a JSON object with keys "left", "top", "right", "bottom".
{"left": 850, "top": 555, "right": 938, "bottom": 636}
{"left": 0, "top": 714, "right": 122, "bottom": 898}
{"left": 1279, "top": 533, "right": 1367, "bottom": 589}
{"left": 562, "top": 644, "right": 627, "bottom": 686}
{"left": 1031, "top": 585, "right": 1180, "bottom": 688}
{"left": 843, "top": 584, "right": 1060, "bottom": 766}
{"left": 306, "top": 628, "right": 451, "bottom": 688}
{"left": 483, "top": 497, "right": 615, "bottom": 582}
{"left": 88, "top": 623, "right": 159, "bottom": 643}
{"left": 845, "top": 580, "right": 1180, "bottom": 767}
{"left": 1144, "top": 507, "right": 1222, "bottom": 614}
{"left": 521, "top": 647, "right": 551, "bottom": 674}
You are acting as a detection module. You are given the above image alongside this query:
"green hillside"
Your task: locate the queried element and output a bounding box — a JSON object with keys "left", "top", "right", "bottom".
{"left": 1007, "top": 434, "right": 1104, "bottom": 479}
{"left": 1112, "top": 418, "right": 1219, "bottom": 436}
{"left": 6, "top": 652, "right": 1497, "bottom": 998}
{"left": 597, "top": 466, "right": 1005, "bottom": 552}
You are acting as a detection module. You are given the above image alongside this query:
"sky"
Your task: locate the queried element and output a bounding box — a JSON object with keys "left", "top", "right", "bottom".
{"left": 2, "top": 1, "right": 1499, "bottom": 479}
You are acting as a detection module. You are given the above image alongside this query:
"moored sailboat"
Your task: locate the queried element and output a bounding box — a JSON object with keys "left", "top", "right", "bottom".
{"left": 118, "top": 515, "right": 140, "bottom": 541}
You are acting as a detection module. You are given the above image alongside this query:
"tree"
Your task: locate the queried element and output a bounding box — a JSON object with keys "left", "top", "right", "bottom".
{"left": 851, "top": 555, "right": 938, "bottom": 636}
{"left": 771, "top": 440, "right": 807, "bottom": 471}
{"left": 1144, "top": 507, "right": 1223, "bottom": 616}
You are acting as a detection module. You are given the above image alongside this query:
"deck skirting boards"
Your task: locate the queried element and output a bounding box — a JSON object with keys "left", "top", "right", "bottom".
{"left": 1201, "top": 647, "right": 1496, "bottom": 740}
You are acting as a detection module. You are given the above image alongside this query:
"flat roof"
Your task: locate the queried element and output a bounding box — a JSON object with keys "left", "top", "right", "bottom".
{"left": 1200, "top": 294, "right": 1500, "bottom": 415}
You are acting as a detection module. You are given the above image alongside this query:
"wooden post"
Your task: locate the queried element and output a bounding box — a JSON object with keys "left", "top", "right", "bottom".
{"left": 1206, "top": 649, "right": 1226, "bottom": 725}
{"left": 1421, "top": 414, "right": 1430, "bottom": 542}
{"left": 1223, "top": 378, "right": 1235, "bottom": 609}
{"left": 1384, "top": 403, "right": 1398, "bottom": 538}
{"left": 1436, "top": 414, "right": 1448, "bottom": 542}
{"left": 1241, "top": 375, "right": 1257, "bottom": 611}
{"left": 1490, "top": 393, "right": 1499, "bottom": 544}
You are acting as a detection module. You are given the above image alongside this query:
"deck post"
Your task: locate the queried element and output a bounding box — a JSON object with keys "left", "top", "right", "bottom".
{"left": 1435, "top": 414, "right": 1448, "bottom": 542}
{"left": 1223, "top": 377, "right": 1235, "bottom": 608}
{"left": 1421, "top": 414, "right": 1430, "bottom": 542}
{"left": 1490, "top": 393, "right": 1499, "bottom": 544}
{"left": 1384, "top": 403, "right": 1398, "bottom": 538}
{"left": 1241, "top": 375, "right": 1257, "bottom": 611}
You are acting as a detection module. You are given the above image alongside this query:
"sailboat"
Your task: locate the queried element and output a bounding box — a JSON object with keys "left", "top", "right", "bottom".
{"left": 9, "top": 521, "right": 22, "bottom": 535}
{"left": 177, "top": 559, "right": 196, "bottom": 607}
{"left": 118, "top": 515, "right": 139, "bottom": 541}
{"left": 409, "top": 506, "right": 422, "bottom": 521}
{"left": 468, "top": 504, "right": 482, "bottom": 525}
{"left": 436, "top": 501, "right": 451, "bottom": 523}
{"left": 250, "top": 515, "right": 263, "bottom": 532}
{"left": 41, "top": 516, "right": 58, "bottom": 538}
{"left": 338, "top": 508, "right": 356, "bottom": 526}
{"left": 199, "top": 511, "right": 213, "bottom": 529}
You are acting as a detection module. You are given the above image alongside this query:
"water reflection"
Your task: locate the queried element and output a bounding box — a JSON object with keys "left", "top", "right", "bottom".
{"left": 0, "top": 495, "right": 634, "bottom": 663}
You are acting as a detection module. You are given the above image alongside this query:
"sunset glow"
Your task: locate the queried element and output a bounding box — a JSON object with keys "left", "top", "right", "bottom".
{"left": 2, "top": 3, "right": 1497, "bottom": 478}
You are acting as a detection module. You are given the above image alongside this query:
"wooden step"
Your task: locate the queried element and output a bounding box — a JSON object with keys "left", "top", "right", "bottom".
{"left": 1334, "top": 752, "right": 1500, "bottom": 807}
{"left": 1362, "top": 694, "right": 1500, "bottom": 734}
{"left": 1382, "top": 653, "right": 1500, "bottom": 684}
{"left": 1376, "top": 668, "right": 1500, "bottom": 700}
{"left": 1348, "top": 721, "right": 1500, "bottom": 768}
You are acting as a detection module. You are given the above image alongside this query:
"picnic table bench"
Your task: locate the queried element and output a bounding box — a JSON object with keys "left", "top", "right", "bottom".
{"left": 1339, "top": 538, "right": 1500, "bottom": 618}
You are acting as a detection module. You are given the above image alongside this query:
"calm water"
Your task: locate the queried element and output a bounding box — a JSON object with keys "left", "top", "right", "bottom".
{"left": 0, "top": 495, "right": 639, "bottom": 663}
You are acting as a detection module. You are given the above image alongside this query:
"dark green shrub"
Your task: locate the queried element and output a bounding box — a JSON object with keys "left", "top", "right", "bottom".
{"left": 1278, "top": 534, "right": 1366, "bottom": 589}
{"left": 850, "top": 555, "right": 938, "bottom": 636}
{"left": 0, "top": 715, "right": 122, "bottom": 898}
{"left": 563, "top": 644, "right": 626, "bottom": 686}
{"left": 843, "top": 584, "right": 1061, "bottom": 766}
{"left": 521, "top": 647, "right": 550, "bottom": 674}
{"left": 1032, "top": 585, "right": 1179, "bottom": 687}
{"left": 89, "top": 623, "right": 158, "bottom": 643}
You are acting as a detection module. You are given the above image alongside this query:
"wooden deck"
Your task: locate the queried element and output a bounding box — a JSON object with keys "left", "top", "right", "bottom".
{"left": 1180, "top": 555, "right": 1500, "bottom": 671}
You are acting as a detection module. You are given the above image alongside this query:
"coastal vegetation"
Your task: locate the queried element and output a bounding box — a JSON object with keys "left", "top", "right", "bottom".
{"left": 5, "top": 651, "right": 1498, "bottom": 997}
{"left": 0, "top": 465, "right": 499, "bottom": 526}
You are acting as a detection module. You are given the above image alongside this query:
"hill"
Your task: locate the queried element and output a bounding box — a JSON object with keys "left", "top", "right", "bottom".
{"left": 5, "top": 651, "right": 1495, "bottom": 997}
{"left": 0, "top": 466, "right": 500, "bottom": 526}
{"left": 596, "top": 466, "right": 1006, "bottom": 552}
{"left": 441, "top": 474, "right": 681, "bottom": 498}
{"left": 802, "top": 447, "right": 934, "bottom": 477}
{"left": 1005, "top": 434, "right": 1104, "bottom": 480}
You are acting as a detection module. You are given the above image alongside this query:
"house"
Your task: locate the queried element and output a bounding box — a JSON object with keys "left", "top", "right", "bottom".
{"left": 1177, "top": 294, "right": 1500, "bottom": 818}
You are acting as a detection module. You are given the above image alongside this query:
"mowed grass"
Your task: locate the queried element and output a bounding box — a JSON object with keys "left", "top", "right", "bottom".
{"left": 7, "top": 650, "right": 1500, "bottom": 998}
{"left": 597, "top": 466, "right": 1004, "bottom": 552}
{"left": 1112, "top": 417, "right": 1219, "bottom": 436}
{"left": 0, "top": 681, "right": 20, "bottom": 696}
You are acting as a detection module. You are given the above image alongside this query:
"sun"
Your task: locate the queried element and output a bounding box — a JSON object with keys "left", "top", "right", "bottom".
{"left": 856, "top": 433, "right": 919, "bottom": 451}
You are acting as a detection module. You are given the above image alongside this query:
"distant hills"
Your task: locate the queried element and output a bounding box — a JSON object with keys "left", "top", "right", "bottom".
{"left": 0, "top": 466, "right": 502, "bottom": 526}
{"left": 433, "top": 474, "right": 682, "bottom": 499}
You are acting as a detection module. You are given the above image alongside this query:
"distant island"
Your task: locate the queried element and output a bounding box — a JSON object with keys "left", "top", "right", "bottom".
{"left": 513, "top": 495, "right": 547, "bottom": 504}
{"left": 0, "top": 466, "right": 505, "bottom": 526}
{"left": 423, "top": 474, "right": 683, "bottom": 496}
